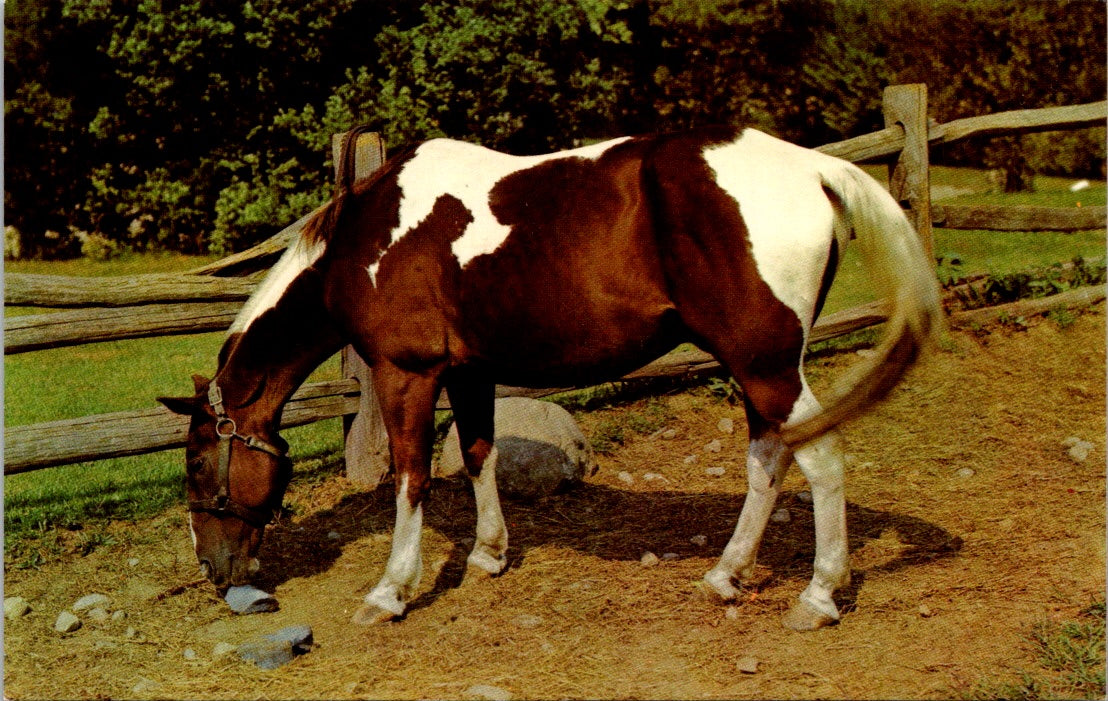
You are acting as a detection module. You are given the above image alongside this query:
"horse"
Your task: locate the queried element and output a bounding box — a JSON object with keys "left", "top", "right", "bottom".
{"left": 158, "top": 124, "right": 942, "bottom": 631}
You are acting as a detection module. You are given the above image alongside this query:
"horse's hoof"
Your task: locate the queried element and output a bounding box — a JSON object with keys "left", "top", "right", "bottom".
{"left": 781, "top": 599, "right": 837, "bottom": 632}
{"left": 698, "top": 572, "right": 741, "bottom": 603}
{"left": 465, "top": 550, "right": 506, "bottom": 579}
{"left": 351, "top": 604, "right": 398, "bottom": 626}
{"left": 693, "top": 579, "right": 736, "bottom": 604}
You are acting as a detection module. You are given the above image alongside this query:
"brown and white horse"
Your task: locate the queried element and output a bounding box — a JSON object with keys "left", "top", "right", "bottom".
{"left": 159, "top": 125, "right": 942, "bottom": 631}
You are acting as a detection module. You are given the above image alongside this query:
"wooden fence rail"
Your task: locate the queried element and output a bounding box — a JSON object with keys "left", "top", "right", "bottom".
{"left": 6, "top": 86, "right": 1106, "bottom": 477}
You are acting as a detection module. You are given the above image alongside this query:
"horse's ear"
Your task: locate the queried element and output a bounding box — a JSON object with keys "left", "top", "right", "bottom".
{"left": 158, "top": 395, "right": 202, "bottom": 416}
{"left": 190, "top": 374, "right": 210, "bottom": 393}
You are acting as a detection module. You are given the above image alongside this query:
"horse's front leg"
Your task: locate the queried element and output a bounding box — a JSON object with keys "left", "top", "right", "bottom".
{"left": 352, "top": 364, "right": 439, "bottom": 625}
{"left": 446, "top": 380, "right": 508, "bottom": 577}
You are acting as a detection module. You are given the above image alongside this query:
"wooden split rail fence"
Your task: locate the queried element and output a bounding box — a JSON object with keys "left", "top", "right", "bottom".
{"left": 6, "top": 85, "right": 1106, "bottom": 480}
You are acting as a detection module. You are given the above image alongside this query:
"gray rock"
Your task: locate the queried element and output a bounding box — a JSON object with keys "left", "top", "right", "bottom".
{"left": 4, "top": 597, "right": 31, "bottom": 620}
{"left": 705, "top": 466, "right": 726, "bottom": 477}
{"left": 237, "top": 624, "right": 314, "bottom": 669}
{"left": 640, "top": 552, "right": 660, "bottom": 567}
{"left": 224, "top": 585, "right": 278, "bottom": 614}
{"left": 264, "top": 624, "right": 313, "bottom": 654}
{"left": 717, "top": 417, "right": 735, "bottom": 434}
{"left": 617, "top": 471, "right": 634, "bottom": 485}
{"left": 72, "top": 593, "right": 111, "bottom": 612}
{"left": 705, "top": 439, "right": 723, "bottom": 453}
{"left": 436, "top": 398, "right": 597, "bottom": 500}
{"left": 956, "top": 467, "right": 975, "bottom": 479}
{"left": 770, "top": 508, "right": 791, "bottom": 524}
{"left": 238, "top": 638, "right": 295, "bottom": 670}
{"left": 87, "top": 607, "right": 111, "bottom": 623}
{"left": 183, "top": 648, "right": 198, "bottom": 661}
{"left": 54, "top": 611, "right": 81, "bottom": 633}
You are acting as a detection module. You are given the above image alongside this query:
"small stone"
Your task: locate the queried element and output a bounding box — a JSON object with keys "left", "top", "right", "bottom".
{"left": 705, "top": 466, "right": 726, "bottom": 477}
{"left": 689, "top": 535, "right": 708, "bottom": 547}
{"left": 512, "top": 614, "right": 544, "bottom": 629}
{"left": 265, "top": 624, "right": 313, "bottom": 653}
{"left": 131, "top": 677, "right": 159, "bottom": 695}
{"left": 640, "top": 552, "right": 660, "bottom": 567}
{"left": 736, "top": 656, "right": 760, "bottom": 674}
{"left": 327, "top": 531, "right": 341, "bottom": 540}
{"left": 4, "top": 597, "right": 31, "bottom": 620}
{"left": 212, "top": 641, "right": 238, "bottom": 659}
{"left": 725, "top": 606, "right": 741, "bottom": 621}
{"left": 125, "top": 626, "right": 139, "bottom": 639}
{"left": 642, "top": 472, "right": 668, "bottom": 482}
{"left": 183, "top": 648, "right": 198, "bottom": 661}
{"left": 225, "top": 585, "right": 278, "bottom": 615}
{"left": 1065, "top": 439, "right": 1093, "bottom": 463}
{"left": 797, "top": 490, "right": 813, "bottom": 504}
{"left": 705, "top": 439, "right": 723, "bottom": 453}
{"left": 127, "top": 557, "right": 140, "bottom": 567}
{"left": 238, "top": 638, "right": 296, "bottom": 670}
{"left": 111, "top": 610, "right": 127, "bottom": 622}
{"left": 661, "top": 552, "right": 679, "bottom": 561}
{"left": 856, "top": 348, "right": 878, "bottom": 359}
{"left": 617, "top": 471, "right": 635, "bottom": 485}
{"left": 717, "top": 417, "right": 735, "bottom": 434}
{"left": 94, "top": 639, "right": 119, "bottom": 651}
{"left": 770, "top": 508, "right": 791, "bottom": 524}
{"left": 919, "top": 603, "right": 933, "bottom": 618}
{"left": 87, "top": 607, "right": 110, "bottom": 623}
{"left": 683, "top": 454, "right": 698, "bottom": 465}
{"left": 54, "top": 611, "right": 81, "bottom": 633}
{"left": 956, "top": 467, "right": 975, "bottom": 479}
{"left": 465, "top": 684, "right": 512, "bottom": 701}
{"left": 660, "top": 428, "right": 678, "bottom": 440}
{"left": 72, "top": 593, "right": 111, "bottom": 612}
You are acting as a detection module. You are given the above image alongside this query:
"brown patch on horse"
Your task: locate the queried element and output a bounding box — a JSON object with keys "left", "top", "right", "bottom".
{"left": 453, "top": 138, "right": 684, "bottom": 386}
{"left": 645, "top": 128, "right": 807, "bottom": 428}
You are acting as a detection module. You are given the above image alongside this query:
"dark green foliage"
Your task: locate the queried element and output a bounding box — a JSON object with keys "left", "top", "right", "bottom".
{"left": 5, "top": 0, "right": 1106, "bottom": 258}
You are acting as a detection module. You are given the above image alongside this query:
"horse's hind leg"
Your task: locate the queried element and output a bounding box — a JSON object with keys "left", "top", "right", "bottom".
{"left": 703, "top": 396, "right": 793, "bottom": 601}
{"left": 780, "top": 385, "right": 851, "bottom": 631}
{"left": 703, "top": 371, "right": 850, "bottom": 631}
{"left": 352, "top": 364, "right": 439, "bottom": 625}
{"left": 446, "top": 380, "right": 508, "bottom": 577}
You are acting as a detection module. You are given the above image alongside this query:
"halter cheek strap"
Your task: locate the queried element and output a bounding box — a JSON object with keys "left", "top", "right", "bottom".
{"left": 187, "top": 383, "right": 287, "bottom": 529}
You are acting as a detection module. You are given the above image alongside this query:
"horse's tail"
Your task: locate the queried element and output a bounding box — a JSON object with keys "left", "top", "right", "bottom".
{"left": 779, "top": 161, "right": 945, "bottom": 447}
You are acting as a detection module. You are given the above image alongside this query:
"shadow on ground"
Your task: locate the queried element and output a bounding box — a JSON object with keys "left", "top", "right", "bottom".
{"left": 253, "top": 478, "right": 962, "bottom": 615}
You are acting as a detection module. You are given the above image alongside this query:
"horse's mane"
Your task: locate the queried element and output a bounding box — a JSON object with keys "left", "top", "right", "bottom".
{"left": 302, "top": 127, "right": 420, "bottom": 245}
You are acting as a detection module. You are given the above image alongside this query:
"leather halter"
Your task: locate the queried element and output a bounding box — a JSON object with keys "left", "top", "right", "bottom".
{"left": 186, "top": 382, "right": 287, "bottom": 529}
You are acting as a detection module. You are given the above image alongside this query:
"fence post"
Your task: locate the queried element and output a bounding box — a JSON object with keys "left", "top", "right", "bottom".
{"left": 883, "top": 83, "right": 934, "bottom": 260}
{"left": 331, "top": 131, "right": 391, "bottom": 485}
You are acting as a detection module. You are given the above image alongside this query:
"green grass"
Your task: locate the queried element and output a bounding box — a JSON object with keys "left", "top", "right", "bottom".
{"left": 4, "top": 253, "right": 345, "bottom": 562}
{"left": 4, "top": 170, "right": 1105, "bottom": 561}
{"left": 962, "top": 600, "right": 1106, "bottom": 700}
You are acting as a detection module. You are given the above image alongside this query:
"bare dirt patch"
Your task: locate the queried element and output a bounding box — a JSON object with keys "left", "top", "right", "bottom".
{"left": 5, "top": 305, "right": 1105, "bottom": 700}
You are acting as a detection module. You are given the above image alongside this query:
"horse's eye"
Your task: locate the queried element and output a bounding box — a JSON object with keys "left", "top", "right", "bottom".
{"left": 186, "top": 456, "right": 205, "bottom": 474}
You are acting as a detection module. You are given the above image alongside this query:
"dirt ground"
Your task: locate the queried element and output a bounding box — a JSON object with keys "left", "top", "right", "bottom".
{"left": 4, "top": 304, "right": 1105, "bottom": 700}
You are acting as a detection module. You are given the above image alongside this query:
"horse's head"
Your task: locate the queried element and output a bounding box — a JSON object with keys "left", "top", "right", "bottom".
{"left": 158, "top": 375, "right": 291, "bottom": 593}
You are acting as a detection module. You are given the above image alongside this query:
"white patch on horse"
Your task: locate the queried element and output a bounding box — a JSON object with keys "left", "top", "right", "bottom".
{"left": 376, "top": 137, "right": 631, "bottom": 280}
{"left": 364, "top": 474, "right": 424, "bottom": 615}
{"left": 703, "top": 129, "right": 840, "bottom": 331}
{"left": 230, "top": 234, "right": 325, "bottom": 334}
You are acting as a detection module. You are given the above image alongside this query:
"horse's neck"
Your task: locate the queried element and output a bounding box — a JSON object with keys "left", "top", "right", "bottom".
{"left": 215, "top": 266, "right": 343, "bottom": 429}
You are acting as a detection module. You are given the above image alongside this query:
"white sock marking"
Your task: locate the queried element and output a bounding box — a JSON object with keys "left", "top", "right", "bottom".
{"left": 366, "top": 474, "right": 424, "bottom": 614}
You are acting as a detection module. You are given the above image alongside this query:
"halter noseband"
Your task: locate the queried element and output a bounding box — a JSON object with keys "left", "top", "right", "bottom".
{"left": 186, "top": 382, "right": 287, "bottom": 529}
